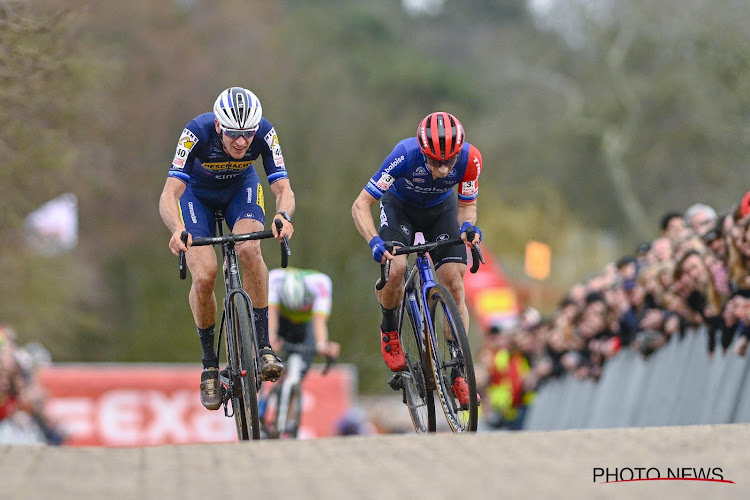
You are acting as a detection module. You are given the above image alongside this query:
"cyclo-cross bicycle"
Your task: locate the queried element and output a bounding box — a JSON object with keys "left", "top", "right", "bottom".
{"left": 376, "top": 229, "right": 484, "bottom": 433}
{"left": 178, "top": 210, "right": 290, "bottom": 440}
{"left": 260, "top": 342, "right": 336, "bottom": 439}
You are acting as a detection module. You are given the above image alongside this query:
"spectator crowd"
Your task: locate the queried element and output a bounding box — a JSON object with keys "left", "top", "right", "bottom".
{"left": 0, "top": 324, "right": 65, "bottom": 445}
{"left": 477, "top": 192, "right": 750, "bottom": 431}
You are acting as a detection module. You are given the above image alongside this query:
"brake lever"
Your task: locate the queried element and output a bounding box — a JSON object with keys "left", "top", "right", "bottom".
{"left": 464, "top": 227, "right": 484, "bottom": 273}
{"left": 375, "top": 242, "right": 394, "bottom": 291}
{"left": 275, "top": 218, "right": 291, "bottom": 268}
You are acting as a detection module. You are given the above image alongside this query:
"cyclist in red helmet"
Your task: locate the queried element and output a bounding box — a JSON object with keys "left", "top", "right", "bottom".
{"left": 351, "top": 111, "right": 482, "bottom": 405}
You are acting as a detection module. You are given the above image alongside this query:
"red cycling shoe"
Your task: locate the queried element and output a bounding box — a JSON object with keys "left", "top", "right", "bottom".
{"left": 381, "top": 330, "right": 406, "bottom": 371}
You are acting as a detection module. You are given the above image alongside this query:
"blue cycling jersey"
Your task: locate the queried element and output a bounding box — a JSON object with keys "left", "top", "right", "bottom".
{"left": 364, "top": 137, "right": 481, "bottom": 208}
{"left": 167, "top": 112, "right": 288, "bottom": 202}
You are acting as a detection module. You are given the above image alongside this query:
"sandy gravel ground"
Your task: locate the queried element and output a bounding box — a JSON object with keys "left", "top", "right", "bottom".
{"left": 1, "top": 423, "right": 748, "bottom": 499}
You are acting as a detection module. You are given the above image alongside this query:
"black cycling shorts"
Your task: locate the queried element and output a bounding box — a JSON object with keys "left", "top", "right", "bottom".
{"left": 377, "top": 192, "right": 467, "bottom": 269}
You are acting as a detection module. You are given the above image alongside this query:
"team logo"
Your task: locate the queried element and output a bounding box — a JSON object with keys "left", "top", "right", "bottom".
{"left": 400, "top": 225, "right": 410, "bottom": 236}
{"left": 414, "top": 166, "right": 428, "bottom": 176}
{"left": 437, "top": 233, "right": 449, "bottom": 241}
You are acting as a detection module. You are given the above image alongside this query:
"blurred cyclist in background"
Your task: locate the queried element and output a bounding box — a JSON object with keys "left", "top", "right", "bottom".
{"left": 268, "top": 268, "right": 340, "bottom": 376}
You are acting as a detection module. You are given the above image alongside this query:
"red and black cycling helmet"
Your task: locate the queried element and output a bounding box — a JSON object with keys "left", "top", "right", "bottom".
{"left": 417, "top": 112, "right": 465, "bottom": 161}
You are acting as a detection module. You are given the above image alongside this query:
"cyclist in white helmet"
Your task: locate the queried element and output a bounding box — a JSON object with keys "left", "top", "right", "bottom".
{"left": 268, "top": 268, "right": 340, "bottom": 374}
{"left": 159, "top": 87, "right": 295, "bottom": 410}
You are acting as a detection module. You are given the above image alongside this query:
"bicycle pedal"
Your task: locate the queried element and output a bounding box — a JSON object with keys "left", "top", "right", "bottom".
{"left": 388, "top": 373, "right": 404, "bottom": 391}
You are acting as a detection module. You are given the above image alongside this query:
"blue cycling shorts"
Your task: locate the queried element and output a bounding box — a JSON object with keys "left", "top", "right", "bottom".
{"left": 178, "top": 170, "right": 266, "bottom": 238}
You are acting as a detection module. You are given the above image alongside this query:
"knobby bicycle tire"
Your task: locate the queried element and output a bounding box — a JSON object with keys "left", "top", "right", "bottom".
{"left": 399, "top": 292, "right": 436, "bottom": 433}
{"left": 427, "top": 284, "right": 478, "bottom": 433}
{"left": 229, "top": 293, "right": 261, "bottom": 440}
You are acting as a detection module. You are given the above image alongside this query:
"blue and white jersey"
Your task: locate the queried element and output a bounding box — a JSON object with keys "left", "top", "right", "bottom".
{"left": 167, "top": 112, "right": 288, "bottom": 199}
{"left": 364, "top": 137, "right": 482, "bottom": 208}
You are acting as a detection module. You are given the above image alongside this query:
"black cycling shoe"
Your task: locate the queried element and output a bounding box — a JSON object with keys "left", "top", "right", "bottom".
{"left": 259, "top": 347, "right": 284, "bottom": 382}
{"left": 200, "top": 367, "right": 222, "bottom": 410}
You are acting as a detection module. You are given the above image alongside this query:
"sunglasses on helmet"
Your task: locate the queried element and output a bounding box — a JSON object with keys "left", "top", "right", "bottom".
{"left": 221, "top": 126, "right": 258, "bottom": 140}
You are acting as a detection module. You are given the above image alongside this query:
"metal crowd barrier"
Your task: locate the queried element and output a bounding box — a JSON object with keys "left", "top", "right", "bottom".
{"left": 523, "top": 327, "right": 750, "bottom": 430}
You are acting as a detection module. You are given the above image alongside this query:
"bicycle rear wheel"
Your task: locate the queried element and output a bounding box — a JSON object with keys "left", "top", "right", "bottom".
{"left": 228, "top": 294, "right": 261, "bottom": 440}
{"left": 399, "top": 292, "right": 436, "bottom": 433}
{"left": 427, "top": 284, "right": 478, "bottom": 433}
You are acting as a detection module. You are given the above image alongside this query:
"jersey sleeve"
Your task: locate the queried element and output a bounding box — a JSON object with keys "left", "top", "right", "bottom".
{"left": 364, "top": 143, "right": 408, "bottom": 200}
{"left": 268, "top": 268, "right": 284, "bottom": 305}
{"left": 308, "top": 272, "right": 333, "bottom": 317}
{"left": 258, "top": 120, "right": 289, "bottom": 185}
{"left": 167, "top": 125, "right": 200, "bottom": 183}
{"left": 458, "top": 144, "right": 482, "bottom": 203}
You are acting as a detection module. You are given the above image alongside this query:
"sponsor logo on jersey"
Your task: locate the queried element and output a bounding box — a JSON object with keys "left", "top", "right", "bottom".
{"left": 188, "top": 202, "right": 198, "bottom": 224}
{"left": 202, "top": 161, "right": 253, "bottom": 172}
{"left": 414, "top": 166, "right": 428, "bottom": 176}
{"left": 384, "top": 155, "right": 405, "bottom": 174}
{"left": 257, "top": 184, "right": 265, "bottom": 214}
{"left": 473, "top": 155, "right": 481, "bottom": 175}
{"left": 437, "top": 233, "right": 450, "bottom": 241}
{"left": 400, "top": 225, "right": 410, "bottom": 236}
{"left": 376, "top": 173, "right": 395, "bottom": 191}
{"left": 379, "top": 204, "right": 389, "bottom": 227}
{"left": 215, "top": 173, "right": 242, "bottom": 180}
{"left": 172, "top": 129, "right": 198, "bottom": 169}
{"left": 448, "top": 168, "right": 457, "bottom": 177}
{"left": 412, "top": 177, "right": 425, "bottom": 183}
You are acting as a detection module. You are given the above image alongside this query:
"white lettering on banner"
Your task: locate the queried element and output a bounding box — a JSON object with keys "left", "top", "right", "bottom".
{"left": 143, "top": 391, "right": 192, "bottom": 443}
{"left": 39, "top": 364, "right": 354, "bottom": 445}
{"left": 47, "top": 390, "right": 237, "bottom": 445}
{"left": 47, "top": 398, "right": 94, "bottom": 438}
{"left": 99, "top": 391, "right": 143, "bottom": 445}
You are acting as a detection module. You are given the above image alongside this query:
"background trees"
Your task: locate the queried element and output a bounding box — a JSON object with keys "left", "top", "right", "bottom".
{"left": 2, "top": 0, "right": 749, "bottom": 392}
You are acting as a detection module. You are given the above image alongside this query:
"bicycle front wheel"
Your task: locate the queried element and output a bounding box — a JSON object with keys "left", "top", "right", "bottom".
{"left": 229, "top": 294, "right": 261, "bottom": 440}
{"left": 427, "top": 284, "right": 478, "bottom": 433}
{"left": 399, "top": 293, "right": 436, "bottom": 433}
{"left": 277, "top": 383, "right": 302, "bottom": 439}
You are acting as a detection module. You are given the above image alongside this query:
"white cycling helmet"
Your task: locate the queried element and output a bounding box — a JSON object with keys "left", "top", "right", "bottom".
{"left": 279, "top": 270, "right": 314, "bottom": 311}
{"left": 213, "top": 87, "right": 263, "bottom": 130}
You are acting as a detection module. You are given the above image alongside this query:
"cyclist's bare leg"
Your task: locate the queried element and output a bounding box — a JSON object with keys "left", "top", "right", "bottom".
{"left": 186, "top": 245, "right": 222, "bottom": 409}
{"left": 233, "top": 217, "right": 283, "bottom": 381}
{"left": 377, "top": 254, "right": 408, "bottom": 371}
{"left": 233, "top": 218, "right": 268, "bottom": 307}
{"left": 186, "top": 245, "right": 219, "bottom": 328}
{"left": 375, "top": 254, "right": 407, "bottom": 309}
{"left": 435, "top": 262, "right": 469, "bottom": 331}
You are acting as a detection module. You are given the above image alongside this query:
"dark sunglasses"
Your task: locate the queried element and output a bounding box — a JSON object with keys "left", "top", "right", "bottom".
{"left": 221, "top": 127, "right": 257, "bottom": 140}
{"left": 425, "top": 155, "right": 458, "bottom": 168}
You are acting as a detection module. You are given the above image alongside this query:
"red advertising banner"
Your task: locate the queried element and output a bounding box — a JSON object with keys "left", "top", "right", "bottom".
{"left": 38, "top": 364, "right": 355, "bottom": 446}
